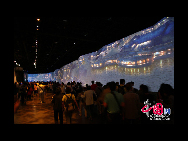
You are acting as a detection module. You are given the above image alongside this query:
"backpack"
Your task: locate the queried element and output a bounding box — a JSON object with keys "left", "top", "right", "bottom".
{"left": 65, "top": 94, "right": 75, "bottom": 111}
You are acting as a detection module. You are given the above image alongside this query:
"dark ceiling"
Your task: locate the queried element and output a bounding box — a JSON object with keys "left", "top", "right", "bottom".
{"left": 14, "top": 17, "right": 164, "bottom": 74}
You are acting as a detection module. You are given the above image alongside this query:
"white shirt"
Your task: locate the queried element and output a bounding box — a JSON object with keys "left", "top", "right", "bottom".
{"left": 82, "top": 90, "right": 96, "bottom": 105}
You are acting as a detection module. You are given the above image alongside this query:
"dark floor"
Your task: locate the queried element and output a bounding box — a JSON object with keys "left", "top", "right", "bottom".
{"left": 14, "top": 93, "right": 103, "bottom": 124}
{"left": 14, "top": 92, "right": 174, "bottom": 124}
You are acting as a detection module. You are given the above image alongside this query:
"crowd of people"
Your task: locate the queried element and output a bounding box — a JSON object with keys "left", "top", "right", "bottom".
{"left": 14, "top": 82, "right": 47, "bottom": 105}
{"left": 14, "top": 79, "right": 174, "bottom": 124}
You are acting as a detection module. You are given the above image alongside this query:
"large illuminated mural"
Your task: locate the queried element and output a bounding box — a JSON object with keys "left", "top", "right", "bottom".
{"left": 28, "top": 17, "right": 174, "bottom": 92}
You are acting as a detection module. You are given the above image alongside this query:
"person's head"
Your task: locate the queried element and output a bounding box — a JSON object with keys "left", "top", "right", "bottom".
{"left": 140, "top": 84, "right": 148, "bottom": 94}
{"left": 116, "top": 82, "right": 119, "bottom": 86}
{"left": 56, "top": 87, "right": 61, "bottom": 95}
{"left": 120, "top": 79, "right": 125, "bottom": 85}
{"left": 65, "top": 87, "right": 71, "bottom": 94}
{"left": 71, "top": 82, "right": 74, "bottom": 86}
{"left": 107, "top": 81, "right": 116, "bottom": 91}
{"left": 96, "top": 82, "right": 101, "bottom": 86}
{"left": 130, "top": 81, "right": 134, "bottom": 86}
{"left": 126, "top": 83, "right": 133, "bottom": 92}
{"left": 91, "top": 81, "right": 94, "bottom": 85}
{"left": 103, "top": 84, "right": 109, "bottom": 90}
{"left": 87, "top": 86, "right": 91, "bottom": 90}
{"left": 158, "top": 83, "right": 174, "bottom": 98}
{"left": 83, "top": 87, "right": 87, "bottom": 91}
{"left": 67, "top": 82, "right": 70, "bottom": 85}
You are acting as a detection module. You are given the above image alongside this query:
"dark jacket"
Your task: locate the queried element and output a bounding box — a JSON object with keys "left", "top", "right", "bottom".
{"left": 53, "top": 94, "right": 63, "bottom": 111}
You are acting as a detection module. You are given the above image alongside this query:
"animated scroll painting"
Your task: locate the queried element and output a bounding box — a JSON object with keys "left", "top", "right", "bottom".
{"left": 28, "top": 17, "right": 174, "bottom": 92}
